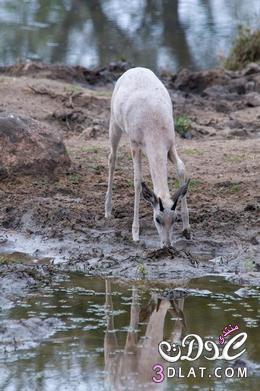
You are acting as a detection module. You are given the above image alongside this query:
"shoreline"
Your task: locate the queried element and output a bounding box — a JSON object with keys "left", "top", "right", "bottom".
{"left": 0, "top": 61, "right": 259, "bottom": 300}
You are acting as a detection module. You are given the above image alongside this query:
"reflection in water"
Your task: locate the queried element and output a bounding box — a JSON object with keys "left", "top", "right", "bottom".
{"left": 0, "top": 273, "right": 260, "bottom": 390}
{"left": 0, "top": 0, "right": 259, "bottom": 70}
{"left": 104, "top": 280, "right": 185, "bottom": 389}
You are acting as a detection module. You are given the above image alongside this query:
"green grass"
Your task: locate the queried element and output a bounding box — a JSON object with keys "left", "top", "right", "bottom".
{"left": 224, "top": 154, "right": 246, "bottom": 163}
{"left": 89, "top": 164, "right": 103, "bottom": 174}
{"left": 138, "top": 262, "right": 147, "bottom": 277}
{"left": 228, "top": 183, "right": 241, "bottom": 193}
{"left": 175, "top": 115, "right": 192, "bottom": 137}
{"left": 81, "top": 146, "right": 98, "bottom": 153}
{"left": 64, "top": 85, "right": 83, "bottom": 94}
{"left": 67, "top": 173, "right": 80, "bottom": 184}
{"left": 217, "top": 182, "right": 241, "bottom": 193}
{"left": 117, "top": 153, "right": 132, "bottom": 162}
{"left": 169, "top": 179, "right": 180, "bottom": 189}
{"left": 169, "top": 178, "right": 202, "bottom": 191}
{"left": 189, "top": 179, "right": 203, "bottom": 190}
{"left": 126, "top": 179, "right": 134, "bottom": 188}
{"left": 224, "top": 27, "right": 260, "bottom": 70}
{"left": 0, "top": 256, "right": 7, "bottom": 264}
{"left": 243, "top": 258, "right": 255, "bottom": 272}
{"left": 183, "top": 148, "right": 203, "bottom": 157}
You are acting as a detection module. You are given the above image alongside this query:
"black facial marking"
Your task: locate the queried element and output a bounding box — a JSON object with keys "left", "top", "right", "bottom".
{"left": 155, "top": 216, "right": 161, "bottom": 225}
{"left": 158, "top": 197, "right": 164, "bottom": 212}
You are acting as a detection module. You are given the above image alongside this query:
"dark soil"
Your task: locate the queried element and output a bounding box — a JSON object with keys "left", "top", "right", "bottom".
{"left": 0, "top": 61, "right": 259, "bottom": 295}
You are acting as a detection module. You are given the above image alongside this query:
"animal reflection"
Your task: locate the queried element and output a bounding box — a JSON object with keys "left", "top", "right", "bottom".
{"left": 104, "top": 280, "right": 186, "bottom": 390}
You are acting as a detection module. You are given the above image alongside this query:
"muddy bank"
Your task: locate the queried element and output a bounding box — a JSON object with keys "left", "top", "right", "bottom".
{"left": 0, "top": 62, "right": 259, "bottom": 292}
{"left": 0, "top": 113, "right": 70, "bottom": 178}
{"left": 0, "top": 259, "right": 55, "bottom": 310}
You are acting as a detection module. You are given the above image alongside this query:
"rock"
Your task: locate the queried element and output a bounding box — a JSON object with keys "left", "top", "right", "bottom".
{"left": 0, "top": 191, "right": 6, "bottom": 201}
{"left": 203, "top": 85, "right": 229, "bottom": 98}
{"left": 0, "top": 113, "right": 70, "bottom": 178}
{"left": 107, "top": 61, "right": 130, "bottom": 73}
{"left": 250, "top": 236, "right": 259, "bottom": 245}
{"left": 226, "top": 119, "right": 243, "bottom": 129}
{"left": 174, "top": 68, "right": 230, "bottom": 93}
{"left": 215, "top": 102, "right": 231, "bottom": 113}
{"left": 81, "top": 125, "right": 100, "bottom": 139}
{"left": 228, "top": 77, "right": 248, "bottom": 94}
{"left": 234, "top": 288, "right": 259, "bottom": 298}
{"left": 245, "top": 92, "right": 260, "bottom": 107}
{"left": 227, "top": 128, "right": 248, "bottom": 138}
{"left": 190, "top": 123, "right": 211, "bottom": 137}
{"left": 0, "top": 165, "right": 8, "bottom": 179}
{"left": 253, "top": 74, "right": 260, "bottom": 93}
{"left": 242, "top": 62, "right": 260, "bottom": 76}
{"left": 244, "top": 203, "right": 258, "bottom": 211}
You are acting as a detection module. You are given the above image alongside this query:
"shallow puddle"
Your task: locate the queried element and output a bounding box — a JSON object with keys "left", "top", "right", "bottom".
{"left": 0, "top": 267, "right": 259, "bottom": 390}
{"left": 0, "top": 251, "right": 50, "bottom": 265}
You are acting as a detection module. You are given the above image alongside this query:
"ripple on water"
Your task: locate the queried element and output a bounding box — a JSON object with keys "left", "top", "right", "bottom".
{"left": 0, "top": 271, "right": 259, "bottom": 390}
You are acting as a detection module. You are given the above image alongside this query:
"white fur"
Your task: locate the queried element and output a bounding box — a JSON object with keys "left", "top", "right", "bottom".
{"left": 105, "top": 67, "right": 190, "bottom": 244}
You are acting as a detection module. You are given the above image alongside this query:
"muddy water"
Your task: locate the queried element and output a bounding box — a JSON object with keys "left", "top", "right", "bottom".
{"left": 0, "top": 0, "right": 259, "bottom": 70}
{"left": 0, "top": 266, "right": 259, "bottom": 390}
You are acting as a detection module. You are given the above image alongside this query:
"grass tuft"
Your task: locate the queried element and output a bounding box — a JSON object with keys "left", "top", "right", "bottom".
{"left": 175, "top": 115, "right": 192, "bottom": 137}
{"left": 224, "top": 27, "right": 260, "bottom": 70}
{"left": 183, "top": 148, "right": 203, "bottom": 157}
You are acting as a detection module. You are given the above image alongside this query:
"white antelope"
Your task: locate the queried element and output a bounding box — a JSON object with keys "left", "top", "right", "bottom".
{"left": 105, "top": 67, "right": 190, "bottom": 247}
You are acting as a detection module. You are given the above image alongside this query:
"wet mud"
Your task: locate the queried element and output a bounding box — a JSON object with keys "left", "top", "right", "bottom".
{"left": 0, "top": 61, "right": 259, "bottom": 300}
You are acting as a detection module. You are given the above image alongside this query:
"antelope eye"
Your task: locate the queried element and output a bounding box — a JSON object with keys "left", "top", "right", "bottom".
{"left": 155, "top": 216, "right": 161, "bottom": 224}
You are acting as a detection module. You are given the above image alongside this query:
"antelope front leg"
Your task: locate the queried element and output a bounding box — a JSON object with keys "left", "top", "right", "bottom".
{"left": 105, "top": 119, "right": 122, "bottom": 218}
{"left": 105, "top": 149, "right": 116, "bottom": 218}
{"left": 131, "top": 146, "right": 142, "bottom": 241}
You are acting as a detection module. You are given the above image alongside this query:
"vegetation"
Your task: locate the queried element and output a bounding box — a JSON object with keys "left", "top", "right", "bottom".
{"left": 138, "top": 262, "right": 147, "bottom": 278}
{"left": 175, "top": 115, "right": 192, "bottom": 137}
{"left": 243, "top": 258, "right": 255, "bottom": 272}
{"left": 183, "top": 148, "right": 203, "bottom": 157}
{"left": 0, "top": 256, "right": 7, "bottom": 264}
{"left": 224, "top": 154, "right": 246, "bottom": 163}
{"left": 81, "top": 146, "right": 98, "bottom": 153}
{"left": 189, "top": 178, "right": 203, "bottom": 190}
{"left": 224, "top": 28, "right": 260, "bottom": 70}
{"left": 67, "top": 173, "right": 80, "bottom": 184}
{"left": 217, "top": 182, "right": 241, "bottom": 194}
{"left": 228, "top": 183, "right": 241, "bottom": 193}
{"left": 169, "top": 178, "right": 202, "bottom": 191}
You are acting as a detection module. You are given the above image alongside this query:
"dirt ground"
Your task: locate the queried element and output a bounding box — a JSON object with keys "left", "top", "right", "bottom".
{"left": 0, "top": 62, "right": 259, "bottom": 291}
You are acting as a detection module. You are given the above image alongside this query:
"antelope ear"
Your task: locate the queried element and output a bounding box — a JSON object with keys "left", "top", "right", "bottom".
{"left": 141, "top": 182, "right": 157, "bottom": 207}
{"left": 171, "top": 179, "right": 190, "bottom": 210}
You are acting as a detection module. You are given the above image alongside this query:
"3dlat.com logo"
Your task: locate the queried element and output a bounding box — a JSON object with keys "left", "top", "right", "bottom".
{"left": 152, "top": 324, "right": 248, "bottom": 383}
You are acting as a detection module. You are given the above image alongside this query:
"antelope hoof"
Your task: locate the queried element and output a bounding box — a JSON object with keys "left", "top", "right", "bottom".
{"left": 105, "top": 211, "right": 112, "bottom": 219}
{"left": 132, "top": 229, "right": 140, "bottom": 242}
{"left": 182, "top": 228, "right": 191, "bottom": 240}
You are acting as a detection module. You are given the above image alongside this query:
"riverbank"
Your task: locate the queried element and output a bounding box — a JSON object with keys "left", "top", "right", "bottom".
{"left": 0, "top": 62, "right": 259, "bottom": 302}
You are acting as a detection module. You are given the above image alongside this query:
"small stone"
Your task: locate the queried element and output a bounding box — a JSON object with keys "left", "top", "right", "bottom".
{"left": 244, "top": 203, "right": 257, "bottom": 211}
{"left": 242, "top": 62, "right": 260, "bottom": 76}
{"left": 81, "top": 126, "right": 99, "bottom": 139}
{"left": 246, "top": 92, "right": 260, "bottom": 107}
{"left": 250, "top": 236, "right": 259, "bottom": 245}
